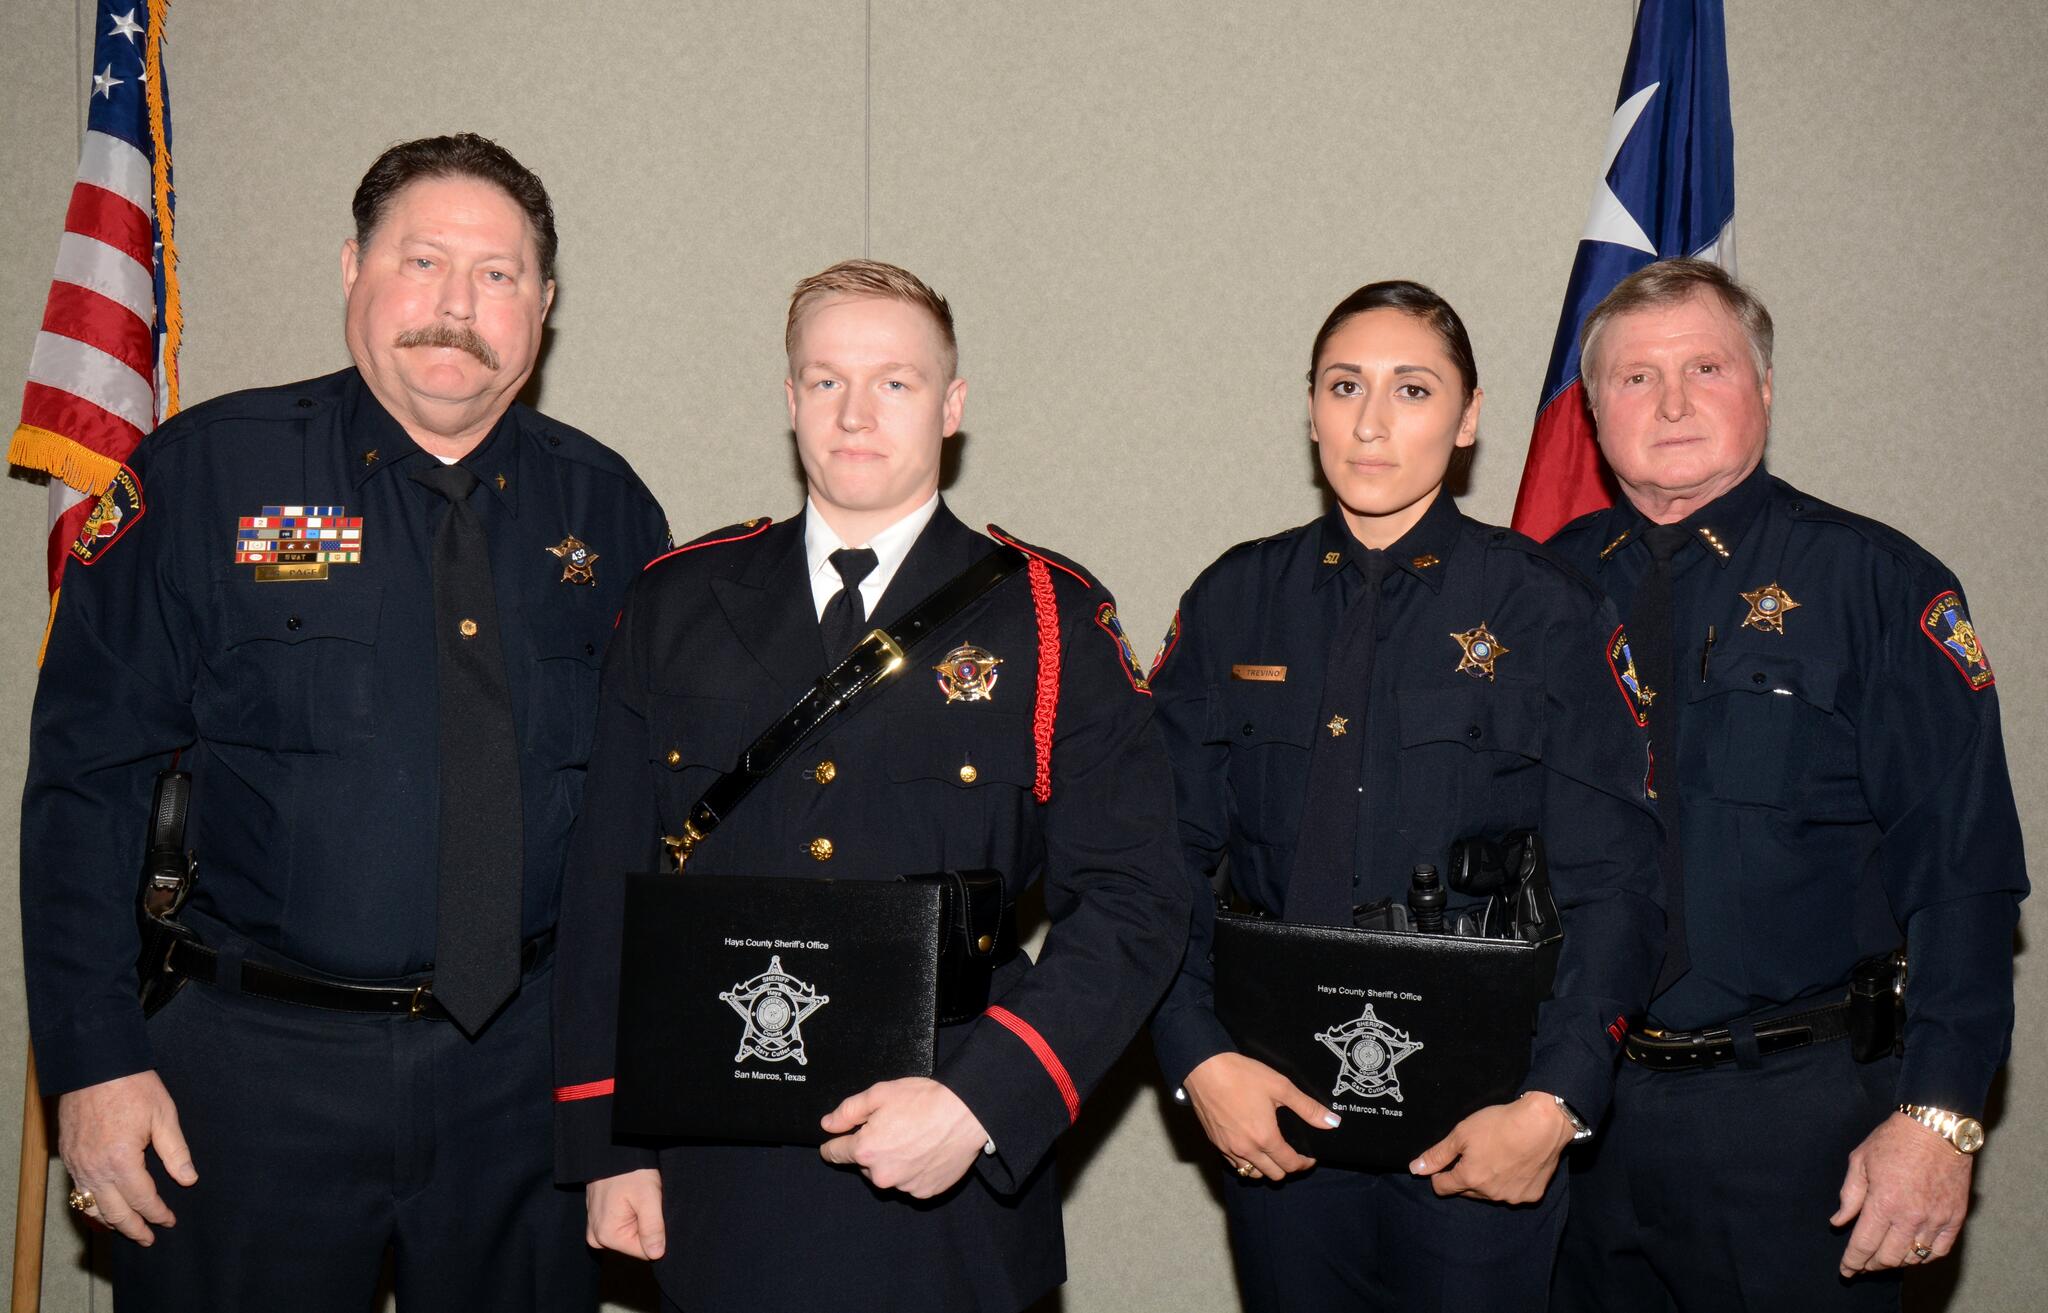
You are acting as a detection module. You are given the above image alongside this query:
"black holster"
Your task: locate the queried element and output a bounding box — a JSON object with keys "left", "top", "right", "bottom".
{"left": 136, "top": 769, "right": 199, "bottom": 1019}
{"left": 1847, "top": 948, "right": 1907, "bottom": 1063}
{"left": 908, "top": 868, "right": 1016, "bottom": 1026}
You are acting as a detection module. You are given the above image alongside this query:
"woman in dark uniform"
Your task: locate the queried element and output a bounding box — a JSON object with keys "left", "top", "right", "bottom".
{"left": 1147, "top": 281, "right": 1664, "bottom": 1312}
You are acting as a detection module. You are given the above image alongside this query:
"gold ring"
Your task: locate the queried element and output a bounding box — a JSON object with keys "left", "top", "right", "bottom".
{"left": 1235, "top": 1164, "right": 1251, "bottom": 1177}
{"left": 67, "top": 1187, "right": 96, "bottom": 1213}
{"left": 1912, "top": 1244, "right": 1933, "bottom": 1261}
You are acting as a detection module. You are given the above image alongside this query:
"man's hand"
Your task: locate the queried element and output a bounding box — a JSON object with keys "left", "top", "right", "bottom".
{"left": 1410, "top": 1091, "right": 1574, "bottom": 1203}
{"left": 56, "top": 1070, "right": 196, "bottom": 1245}
{"left": 817, "top": 1077, "right": 989, "bottom": 1199}
{"left": 1833, "top": 1112, "right": 1974, "bottom": 1276}
{"left": 586, "top": 1168, "right": 666, "bottom": 1260}
{"left": 1181, "top": 1051, "right": 1340, "bottom": 1182}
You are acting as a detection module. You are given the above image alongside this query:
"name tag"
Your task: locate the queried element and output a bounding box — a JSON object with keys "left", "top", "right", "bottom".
{"left": 1231, "top": 664, "right": 1287, "bottom": 682}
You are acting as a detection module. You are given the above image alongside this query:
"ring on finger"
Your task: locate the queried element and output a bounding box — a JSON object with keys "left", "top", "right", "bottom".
{"left": 1912, "top": 1243, "right": 1933, "bottom": 1262}
{"left": 67, "top": 1187, "right": 96, "bottom": 1213}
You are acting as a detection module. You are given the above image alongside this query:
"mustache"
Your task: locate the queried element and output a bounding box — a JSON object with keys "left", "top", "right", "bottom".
{"left": 392, "top": 323, "right": 500, "bottom": 371}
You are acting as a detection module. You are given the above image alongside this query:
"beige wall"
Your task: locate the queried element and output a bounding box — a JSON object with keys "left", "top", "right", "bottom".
{"left": 2, "top": 1, "right": 2041, "bottom": 1307}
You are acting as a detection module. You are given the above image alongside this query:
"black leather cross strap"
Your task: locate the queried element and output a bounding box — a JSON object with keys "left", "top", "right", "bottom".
{"left": 1624, "top": 999, "right": 1852, "bottom": 1070}
{"left": 665, "top": 544, "right": 1030, "bottom": 871}
{"left": 157, "top": 932, "right": 554, "bottom": 1021}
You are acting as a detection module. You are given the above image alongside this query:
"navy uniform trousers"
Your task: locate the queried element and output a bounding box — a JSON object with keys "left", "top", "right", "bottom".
{"left": 116, "top": 945, "right": 587, "bottom": 1311}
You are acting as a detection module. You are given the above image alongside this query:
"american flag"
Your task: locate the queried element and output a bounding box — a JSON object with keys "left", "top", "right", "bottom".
{"left": 1510, "top": 0, "right": 1735, "bottom": 542}
{"left": 9, "top": 0, "right": 180, "bottom": 600}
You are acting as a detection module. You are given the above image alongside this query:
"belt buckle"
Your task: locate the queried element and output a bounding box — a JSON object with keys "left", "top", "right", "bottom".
{"left": 862, "top": 627, "right": 906, "bottom": 677}
{"left": 408, "top": 982, "right": 434, "bottom": 1019}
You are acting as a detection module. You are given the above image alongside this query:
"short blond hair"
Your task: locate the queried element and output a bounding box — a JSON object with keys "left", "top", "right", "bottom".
{"left": 785, "top": 259, "right": 959, "bottom": 379}
{"left": 1580, "top": 257, "right": 1773, "bottom": 402}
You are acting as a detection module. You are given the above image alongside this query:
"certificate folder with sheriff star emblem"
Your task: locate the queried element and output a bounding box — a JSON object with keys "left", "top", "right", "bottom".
{"left": 1212, "top": 913, "right": 1558, "bottom": 1171}
{"left": 612, "top": 873, "right": 945, "bottom": 1146}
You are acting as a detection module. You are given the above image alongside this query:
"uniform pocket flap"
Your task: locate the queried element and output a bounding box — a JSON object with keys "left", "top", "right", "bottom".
{"left": 1397, "top": 685, "right": 1545, "bottom": 759}
{"left": 1688, "top": 651, "right": 1839, "bottom": 713}
{"left": 1210, "top": 682, "right": 1320, "bottom": 748}
{"left": 885, "top": 710, "right": 1037, "bottom": 787}
{"left": 648, "top": 694, "right": 754, "bottom": 771}
{"left": 215, "top": 583, "right": 383, "bottom": 649}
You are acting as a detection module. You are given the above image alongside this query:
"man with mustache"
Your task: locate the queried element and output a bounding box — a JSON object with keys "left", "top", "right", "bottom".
{"left": 21, "top": 133, "right": 669, "bottom": 1310}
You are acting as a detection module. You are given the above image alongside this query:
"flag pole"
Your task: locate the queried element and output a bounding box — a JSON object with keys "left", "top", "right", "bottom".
{"left": 12, "top": 1052, "right": 48, "bottom": 1313}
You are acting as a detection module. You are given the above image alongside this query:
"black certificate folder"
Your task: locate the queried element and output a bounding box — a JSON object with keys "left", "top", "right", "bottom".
{"left": 612, "top": 873, "right": 943, "bottom": 1147}
{"left": 1211, "top": 914, "right": 1558, "bottom": 1172}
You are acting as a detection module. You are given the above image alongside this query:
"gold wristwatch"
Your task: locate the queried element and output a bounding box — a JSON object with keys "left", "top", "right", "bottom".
{"left": 1898, "top": 1104, "right": 1986, "bottom": 1155}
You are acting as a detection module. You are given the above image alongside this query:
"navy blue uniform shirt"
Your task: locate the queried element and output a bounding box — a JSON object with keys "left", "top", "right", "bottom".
{"left": 1148, "top": 491, "right": 1664, "bottom": 1127}
{"left": 1549, "top": 464, "right": 2027, "bottom": 1117}
{"left": 21, "top": 368, "right": 669, "bottom": 1095}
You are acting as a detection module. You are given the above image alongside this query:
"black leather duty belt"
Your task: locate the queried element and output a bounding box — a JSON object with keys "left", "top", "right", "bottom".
{"left": 162, "top": 932, "right": 554, "bottom": 1021}
{"left": 1624, "top": 999, "right": 1850, "bottom": 1071}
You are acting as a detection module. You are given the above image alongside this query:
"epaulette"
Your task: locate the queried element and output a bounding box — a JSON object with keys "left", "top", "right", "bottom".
{"left": 986, "top": 524, "right": 1095, "bottom": 591}
{"left": 641, "top": 517, "right": 773, "bottom": 572}
{"left": 1783, "top": 493, "right": 1938, "bottom": 574}
{"left": 518, "top": 408, "right": 639, "bottom": 482}
{"left": 1481, "top": 524, "right": 1608, "bottom": 606}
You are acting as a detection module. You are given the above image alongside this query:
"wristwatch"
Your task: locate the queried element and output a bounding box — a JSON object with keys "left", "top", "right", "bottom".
{"left": 1551, "top": 1095, "right": 1594, "bottom": 1143}
{"left": 1898, "top": 1104, "right": 1986, "bottom": 1154}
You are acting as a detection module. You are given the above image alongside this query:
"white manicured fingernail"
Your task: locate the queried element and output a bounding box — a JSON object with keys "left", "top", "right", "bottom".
{"left": 1323, "top": 1113, "right": 1341, "bottom": 1128}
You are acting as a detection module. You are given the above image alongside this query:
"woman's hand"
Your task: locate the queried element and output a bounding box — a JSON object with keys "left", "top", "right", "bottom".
{"left": 1409, "top": 1091, "right": 1575, "bottom": 1203}
{"left": 1182, "top": 1051, "right": 1341, "bottom": 1181}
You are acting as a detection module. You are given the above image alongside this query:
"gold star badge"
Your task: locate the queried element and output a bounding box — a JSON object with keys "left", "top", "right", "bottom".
{"left": 545, "top": 534, "right": 599, "bottom": 586}
{"left": 1326, "top": 714, "right": 1348, "bottom": 737}
{"left": 1739, "top": 582, "right": 1801, "bottom": 634}
{"left": 1451, "top": 624, "right": 1510, "bottom": 681}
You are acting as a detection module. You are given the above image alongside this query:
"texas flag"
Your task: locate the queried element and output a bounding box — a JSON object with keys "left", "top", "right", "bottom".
{"left": 1510, "top": 0, "right": 1735, "bottom": 542}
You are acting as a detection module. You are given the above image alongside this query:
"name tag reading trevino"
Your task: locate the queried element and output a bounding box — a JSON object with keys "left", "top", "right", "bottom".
{"left": 1231, "top": 664, "right": 1288, "bottom": 682}
{"left": 612, "top": 874, "right": 944, "bottom": 1146}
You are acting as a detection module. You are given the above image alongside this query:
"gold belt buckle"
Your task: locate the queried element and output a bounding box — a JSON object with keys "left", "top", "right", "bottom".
{"left": 862, "top": 628, "right": 906, "bottom": 677}
{"left": 408, "top": 982, "right": 433, "bottom": 1019}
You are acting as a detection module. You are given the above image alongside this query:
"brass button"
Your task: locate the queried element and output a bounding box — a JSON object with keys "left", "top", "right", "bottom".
{"left": 958, "top": 763, "right": 979, "bottom": 785}
{"left": 808, "top": 837, "right": 835, "bottom": 862}
{"left": 814, "top": 761, "right": 837, "bottom": 785}
{"left": 975, "top": 933, "right": 994, "bottom": 953}
{"left": 458, "top": 619, "right": 479, "bottom": 638}
{"left": 665, "top": 749, "right": 682, "bottom": 767}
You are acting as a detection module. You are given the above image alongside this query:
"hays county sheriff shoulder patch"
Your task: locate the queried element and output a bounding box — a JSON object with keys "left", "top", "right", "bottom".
{"left": 1919, "top": 590, "right": 1994, "bottom": 691}
{"left": 70, "top": 466, "right": 146, "bottom": 566}
{"left": 1606, "top": 625, "right": 1651, "bottom": 727}
{"left": 1095, "top": 601, "right": 1151, "bottom": 693}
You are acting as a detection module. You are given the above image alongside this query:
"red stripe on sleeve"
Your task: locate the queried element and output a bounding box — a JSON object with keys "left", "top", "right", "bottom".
{"left": 553, "top": 1078, "right": 615, "bottom": 1103}
{"left": 43, "top": 281, "right": 154, "bottom": 377}
{"left": 984, "top": 1005, "right": 1080, "bottom": 1124}
{"left": 64, "top": 183, "right": 155, "bottom": 269}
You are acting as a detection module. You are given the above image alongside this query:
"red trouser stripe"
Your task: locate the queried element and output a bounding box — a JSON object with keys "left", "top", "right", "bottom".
{"left": 553, "top": 1078, "right": 615, "bottom": 1102}
{"left": 985, "top": 1005, "right": 1080, "bottom": 1123}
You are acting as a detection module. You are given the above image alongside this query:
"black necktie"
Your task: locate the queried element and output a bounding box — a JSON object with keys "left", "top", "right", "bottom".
{"left": 1284, "top": 551, "right": 1392, "bottom": 926}
{"left": 410, "top": 462, "right": 523, "bottom": 1033}
{"left": 1631, "top": 523, "right": 1692, "bottom": 991}
{"left": 820, "top": 547, "right": 880, "bottom": 659}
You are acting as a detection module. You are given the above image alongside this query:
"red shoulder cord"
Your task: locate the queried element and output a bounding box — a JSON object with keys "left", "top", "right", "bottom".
{"left": 1027, "top": 557, "right": 1059, "bottom": 803}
